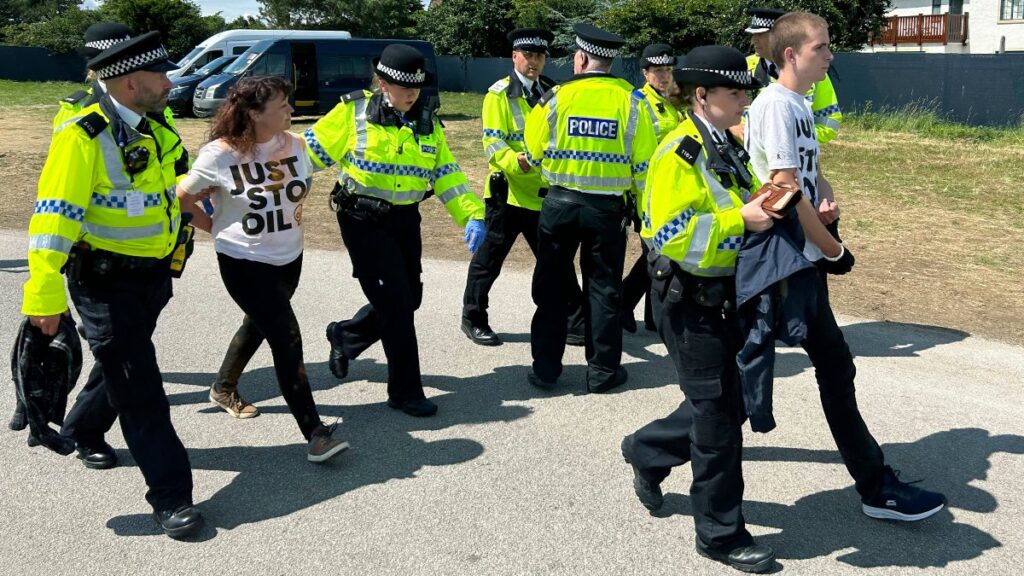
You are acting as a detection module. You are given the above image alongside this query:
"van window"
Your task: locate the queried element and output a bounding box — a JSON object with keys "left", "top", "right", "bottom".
{"left": 248, "top": 53, "right": 287, "bottom": 77}
{"left": 319, "top": 55, "right": 374, "bottom": 87}
{"left": 232, "top": 46, "right": 250, "bottom": 55}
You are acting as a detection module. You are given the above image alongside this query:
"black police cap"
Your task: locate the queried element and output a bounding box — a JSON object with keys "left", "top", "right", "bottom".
{"left": 640, "top": 43, "right": 677, "bottom": 68}
{"left": 572, "top": 23, "right": 625, "bottom": 59}
{"left": 508, "top": 27, "right": 554, "bottom": 54}
{"left": 373, "top": 43, "right": 431, "bottom": 88}
{"left": 77, "top": 22, "right": 133, "bottom": 59}
{"left": 746, "top": 7, "right": 787, "bottom": 34}
{"left": 674, "top": 45, "right": 762, "bottom": 90}
{"left": 87, "top": 31, "right": 176, "bottom": 80}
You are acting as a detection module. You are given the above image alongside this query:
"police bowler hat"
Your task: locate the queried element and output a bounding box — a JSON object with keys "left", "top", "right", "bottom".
{"left": 640, "top": 43, "right": 677, "bottom": 69}
{"left": 87, "top": 31, "right": 177, "bottom": 80}
{"left": 674, "top": 46, "right": 762, "bottom": 90}
{"left": 508, "top": 28, "right": 554, "bottom": 54}
{"left": 572, "top": 23, "right": 626, "bottom": 59}
{"left": 77, "top": 22, "right": 133, "bottom": 59}
{"left": 373, "top": 44, "right": 431, "bottom": 88}
{"left": 746, "top": 7, "right": 787, "bottom": 34}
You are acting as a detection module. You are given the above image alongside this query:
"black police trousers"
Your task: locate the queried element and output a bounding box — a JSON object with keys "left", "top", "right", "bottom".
{"left": 332, "top": 203, "right": 426, "bottom": 402}
{"left": 621, "top": 240, "right": 654, "bottom": 328}
{"left": 627, "top": 272, "right": 752, "bottom": 552}
{"left": 61, "top": 266, "right": 193, "bottom": 512}
{"left": 215, "top": 252, "right": 322, "bottom": 440}
{"left": 462, "top": 202, "right": 584, "bottom": 332}
{"left": 531, "top": 188, "right": 627, "bottom": 388}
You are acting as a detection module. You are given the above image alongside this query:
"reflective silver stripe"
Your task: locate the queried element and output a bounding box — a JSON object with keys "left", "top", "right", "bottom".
{"left": 677, "top": 262, "right": 734, "bottom": 277}
{"left": 633, "top": 178, "right": 646, "bottom": 192}
{"left": 510, "top": 96, "right": 526, "bottom": 131}
{"left": 697, "top": 150, "right": 738, "bottom": 210}
{"left": 655, "top": 136, "right": 684, "bottom": 161}
{"left": 545, "top": 95, "right": 558, "bottom": 152}
{"left": 438, "top": 183, "right": 471, "bottom": 204}
{"left": 816, "top": 117, "right": 840, "bottom": 131}
{"left": 342, "top": 175, "right": 427, "bottom": 203}
{"left": 682, "top": 213, "right": 713, "bottom": 270}
{"left": 54, "top": 117, "right": 79, "bottom": 135}
{"left": 97, "top": 130, "right": 133, "bottom": 192}
{"left": 624, "top": 91, "right": 642, "bottom": 158}
{"left": 643, "top": 98, "right": 659, "bottom": 138}
{"left": 353, "top": 99, "right": 369, "bottom": 159}
{"left": 486, "top": 140, "right": 510, "bottom": 158}
{"left": 542, "top": 169, "right": 631, "bottom": 191}
{"left": 641, "top": 236, "right": 654, "bottom": 249}
{"left": 28, "top": 234, "right": 73, "bottom": 253}
{"left": 83, "top": 221, "right": 165, "bottom": 240}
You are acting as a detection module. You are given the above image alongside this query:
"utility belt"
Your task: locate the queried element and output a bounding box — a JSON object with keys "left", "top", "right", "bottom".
{"left": 648, "top": 254, "right": 735, "bottom": 311}
{"left": 329, "top": 179, "right": 424, "bottom": 222}
{"left": 546, "top": 186, "right": 633, "bottom": 231}
{"left": 65, "top": 242, "right": 170, "bottom": 284}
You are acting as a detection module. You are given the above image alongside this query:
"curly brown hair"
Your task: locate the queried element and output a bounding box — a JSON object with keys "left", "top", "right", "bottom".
{"left": 209, "top": 76, "right": 293, "bottom": 157}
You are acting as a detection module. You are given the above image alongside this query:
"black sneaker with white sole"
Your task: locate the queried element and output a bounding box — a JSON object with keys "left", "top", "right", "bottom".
{"left": 862, "top": 465, "right": 946, "bottom": 521}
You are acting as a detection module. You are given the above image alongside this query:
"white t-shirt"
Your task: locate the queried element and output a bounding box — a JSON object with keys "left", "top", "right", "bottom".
{"left": 745, "top": 82, "right": 822, "bottom": 261}
{"left": 180, "top": 133, "right": 313, "bottom": 265}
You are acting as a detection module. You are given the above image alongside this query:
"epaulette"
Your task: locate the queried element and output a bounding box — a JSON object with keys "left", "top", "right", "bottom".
{"left": 538, "top": 85, "right": 559, "bottom": 107}
{"left": 488, "top": 78, "right": 510, "bottom": 94}
{"left": 341, "top": 90, "right": 367, "bottom": 103}
{"left": 675, "top": 136, "right": 701, "bottom": 166}
{"left": 61, "top": 90, "right": 88, "bottom": 105}
{"left": 75, "top": 112, "right": 108, "bottom": 140}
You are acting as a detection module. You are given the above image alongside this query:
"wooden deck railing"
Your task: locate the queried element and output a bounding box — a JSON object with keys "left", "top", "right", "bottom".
{"left": 869, "top": 13, "right": 969, "bottom": 46}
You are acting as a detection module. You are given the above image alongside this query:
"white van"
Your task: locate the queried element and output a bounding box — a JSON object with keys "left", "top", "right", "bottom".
{"left": 169, "top": 29, "right": 352, "bottom": 80}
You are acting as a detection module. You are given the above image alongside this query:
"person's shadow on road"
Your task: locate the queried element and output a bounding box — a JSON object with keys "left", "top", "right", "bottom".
{"left": 655, "top": 427, "right": 1021, "bottom": 568}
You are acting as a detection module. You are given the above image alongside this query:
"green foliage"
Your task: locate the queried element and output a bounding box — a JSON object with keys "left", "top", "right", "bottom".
{"left": 256, "top": 0, "right": 423, "bottom": 38}
{"left": 98, "top": 0, "right": 221, "bottom": 60}
{"left": 0, "top": 79, "right": 86, "bottom": 106}
{"left": 510, "top": 0, "right": 608, "bottom": 55}
{"left": 0, "top": 0, "right": 77, "bottom": 26}
{"left": 1, "top": 7, "right": 100, "bottom": 54}
{"left": 846, "top": 102, "right": 1024, "bottom": 145}
{"left": 419, "top": 0, "right": 515, "bottom": 56}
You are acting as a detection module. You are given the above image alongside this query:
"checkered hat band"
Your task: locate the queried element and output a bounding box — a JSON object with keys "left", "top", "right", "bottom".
{"left": 646, "top": 55, "right": 674, "bottom": 65}
{"left": 750, "top": 16, "right": 775, "bottom": 29}
{"left": 376, "top": 62, "right": 426, "bottom": 84}
{"left": 513, "top": 37, "right": 548, "bottom": 48}
{"left": 97, "top": 46, "right": 169, "bottom": 79}
{"left": 85, "top": 36, "right": 131, "bottom": 51}
{"left": 576, "top": 36, "right": 618, "bottom": 59}
{"left": 683, "top": 68, "right": 754, "bottom": 84}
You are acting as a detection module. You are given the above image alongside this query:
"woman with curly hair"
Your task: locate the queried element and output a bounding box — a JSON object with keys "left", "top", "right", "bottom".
{"left": 177, "top": 76, "right": 348, "bottom": 463}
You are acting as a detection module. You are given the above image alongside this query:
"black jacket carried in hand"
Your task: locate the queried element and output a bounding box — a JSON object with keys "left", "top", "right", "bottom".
{"left": 8, "top": 316, "right": 82, "bottom": 454}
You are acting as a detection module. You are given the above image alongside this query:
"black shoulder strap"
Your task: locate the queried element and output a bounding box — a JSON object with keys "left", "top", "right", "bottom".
{"left": 342, "top": 90, "right": 367, "bottom": 103}
{"left": 675, "top": 136, "right": 701, "bottom": 166}
{"left": 75, "top": 112, "right": 108, "bottom": 140}
{"left": 61, "top": 90, "right": 88, "bottom": 105}
{"left": 538, "top": 86, "right": 557, "bottom": 107}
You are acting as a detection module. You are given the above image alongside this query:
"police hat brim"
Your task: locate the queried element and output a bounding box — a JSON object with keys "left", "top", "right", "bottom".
{"left": 744, "top": 26, "right": 771, "bottom": 34}
{"left": 513, "top": 44, "right": 550, "bottom": 54}
{"left": 673, "top": 68, "right": 762, "bottom": 91}
{"left": 372, "top": 57, "right": 432, "bottom": 89}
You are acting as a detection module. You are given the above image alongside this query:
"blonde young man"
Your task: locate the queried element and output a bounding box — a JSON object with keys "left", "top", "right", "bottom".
{"left": 745, "top": 11, "right": 946, "bottom": 524}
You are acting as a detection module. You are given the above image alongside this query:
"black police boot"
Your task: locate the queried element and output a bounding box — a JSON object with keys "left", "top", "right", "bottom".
{"left": 153, "top": 504, "right": 204, "bottom": 539}
{"left": 9, "top": 401, "right": 27, "bottom": 431}
{"left": 621, "top": 312, "right": 638, "bottom": 334}
{"left": 386, "top": 397, "right": 438, "bottom": 417}
{"left": 461, "top": 317, "right": 502, "bottom": 347}
{"left": 695, "top": 542, "right": 775, "bottom": 573}
{"left": 588, "top": 365, "right": 628, "bottom": 394}
{"left": 527, "top": 371, "right": 557, "bottom": 390}
{"left": 76, "top": 442, "right": 117, "bottom": 470}
{"left": 326, "top": 322, "right": 349, "bottom": 380}
{"left": 620, "top": 435, "right": 663, "bottom": 511}
{"left": 565, "top": 328, "right": 585, "bottom": 347}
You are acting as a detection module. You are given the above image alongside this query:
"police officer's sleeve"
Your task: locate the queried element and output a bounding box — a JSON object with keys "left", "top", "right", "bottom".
{"left": 164, "top": 108, "right": 191, "bottom": 183}
{"left": 432, "top": 122, "right": 484, "bottom": 226}
{"left": 304, "top": 102, "right": 354, "bottom": 170}
{"left": 523, "top": 99, "right": 549, "bottom": 170}
{"left": 481, "top": 91, "right": 521, "bottom": 177}
{"left": 647, "top": 145, "right": 744, "bottom": 269}
{"left": 22, "top": 127, "right": 95, "bottom": 316}
{"left": 630, "top": 101, "right": 658, "bottom": 198}
{"left": 811, "top": 75, "right": 841, "bottom": 144}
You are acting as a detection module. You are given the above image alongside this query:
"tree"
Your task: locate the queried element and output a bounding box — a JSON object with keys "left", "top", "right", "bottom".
{"left": 511, "top": 0, "right": 608, "bottom": 55}
{"left": 1, "top": 6, "right": 100, "bottom": 53}
{"left": 257, "top": 0, "right": 422, "bottom": 38}
{"left": 98, "top": 0, "right": 223, "bottom": 59}
{"left": 418, "top": 0, "right": 514, "bottom": 56}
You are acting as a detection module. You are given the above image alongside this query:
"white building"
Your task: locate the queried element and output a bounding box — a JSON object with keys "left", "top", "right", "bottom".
{"left": 864, "top": 0, "right": 1024, "bottom": 53}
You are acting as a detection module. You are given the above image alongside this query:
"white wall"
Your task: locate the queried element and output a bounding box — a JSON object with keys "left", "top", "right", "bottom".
{"left": 886, "top": 0, "right": 1024, "bottom": 53}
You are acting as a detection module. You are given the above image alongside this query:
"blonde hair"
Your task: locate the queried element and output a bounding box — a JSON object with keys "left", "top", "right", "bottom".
{"left": 769, "top": 12, "right": 828, "bottom": 68}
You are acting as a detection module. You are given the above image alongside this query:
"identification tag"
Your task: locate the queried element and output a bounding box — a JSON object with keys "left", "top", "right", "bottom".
{"left": 126, "top": 191, "right": 145, "bottom": 217}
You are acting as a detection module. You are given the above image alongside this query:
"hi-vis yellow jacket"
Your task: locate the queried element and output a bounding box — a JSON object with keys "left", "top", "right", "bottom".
{"left": 642, "top": 115, "right": 760, "bottom": 277}
{"left": 638, "top": 82, "right": 682, "bottom": 143}
{"left": 524, "top": 73, "right": 656, "bottom": 197}
{"left": 23, "top": 102, "right": 186, "bottom": 316}
{"left": 747, "top": 54, "right": 842, "bottom": 144}
{"left": 481, "top": 74, "right": 555, "bottom": 211}
{"left": 304, "top": 90, "right": 483, "bottom": 225}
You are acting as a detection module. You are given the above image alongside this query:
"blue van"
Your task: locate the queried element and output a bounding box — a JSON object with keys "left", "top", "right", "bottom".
{"left": 192, "top": 37, "right": 439, "bottom": 118}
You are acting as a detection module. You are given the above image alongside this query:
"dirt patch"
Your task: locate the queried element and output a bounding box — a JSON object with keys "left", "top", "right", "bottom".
{"left": 2, "top": 108, "right": 1021, "bottom": 345}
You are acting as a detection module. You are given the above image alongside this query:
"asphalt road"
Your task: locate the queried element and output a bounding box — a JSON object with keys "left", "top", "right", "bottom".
{"left": 1, "top": 229, "right": 1022, "bottom": 576}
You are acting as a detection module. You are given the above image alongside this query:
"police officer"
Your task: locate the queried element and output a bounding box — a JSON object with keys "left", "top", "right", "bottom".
{"left": 23, "top": 31, "right": 202, "bottom": 538}
{"left": 621, "top": 43, "right": 683, "bottom": 334}
{"left": 460, "top": 27, "right": 585, "bottom": 347}
{"left": 524, "top": 24, "right": 656, "bottom": 393}
{"left": 619, "top": 46, "right": 776, "bottom": 572}
{"left": 310, "top": 44, "right": 485, "bottom": 417}
{"left": 52, "top": 22, "right": 133, "bottom": 132}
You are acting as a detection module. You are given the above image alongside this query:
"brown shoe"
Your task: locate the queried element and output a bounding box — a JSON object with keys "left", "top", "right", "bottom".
{"left": 209, "top": 384, "right": 259, "bottom": 419}
{"left": 308, "top": 423, "right": 349, "bottom": 463}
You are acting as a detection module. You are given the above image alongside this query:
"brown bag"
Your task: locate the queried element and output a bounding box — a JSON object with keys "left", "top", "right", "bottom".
{"left": 748, "top": 182, "right": 801, "bottom": 216}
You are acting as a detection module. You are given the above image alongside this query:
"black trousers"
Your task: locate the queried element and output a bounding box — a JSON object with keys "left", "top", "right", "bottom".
{"left": 628, "top": 272, "right": 751, "bottom": 551}
{"left": 621, "top": 240, "right": 654, "bottom": 328}
{"left": 332, "top": 204, "right": 426, "bottom": 402}
{"left": 462, "top": 203, "right": 584, "bottom": 331}
{"left": 61, "top": 267, "right": 193, "bottom": 512}
{"left": 531, "top": 188, "right": 627, "bottom": 387}
{"left": 215, "top": 253, "right": 321, "bottom": 440}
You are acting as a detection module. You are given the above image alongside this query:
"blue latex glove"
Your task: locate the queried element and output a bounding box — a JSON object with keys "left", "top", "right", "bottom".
{"left": 464, "top": 219, "right": 485, "bottom": 253}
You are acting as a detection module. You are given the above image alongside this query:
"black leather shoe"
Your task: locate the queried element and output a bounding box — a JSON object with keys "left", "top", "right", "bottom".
{"left": 565, "top": 330, "right": 585, "bottom": 346}
{"left": 696, "top": 542, "right": 775, "bottom": 573}
{"left": 326, "top": 322, "right": 349, "bottom": 380}
{"left": 76, "top": 442, "right": 117, "bottom": 470}
{"left": 588, "top": 366, "right": 628, "bottom": 394}
{"left": 621, "top": 436, "right": 663, "bottom": 510}
{"left": 386, "top": 398, "right": 438, "bottom": 417}
{"left": 527, "top": 371, "right": 557, "bottom": 390}
{"left": 153, "top": 504, "right": 204, "bottom": 539}
{"left": 461, "top": 318, "right": 502, "bottom": 346}
{"left": 621, "top": 313, "right": 638, "bottom": 334}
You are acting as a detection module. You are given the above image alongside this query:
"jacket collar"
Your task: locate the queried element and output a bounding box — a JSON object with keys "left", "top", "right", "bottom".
{"left": 366, "top": 92, "right": 423, "bottom": 128}
{"left": 507, "top": 71, "right": 555, "bottom": 100}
